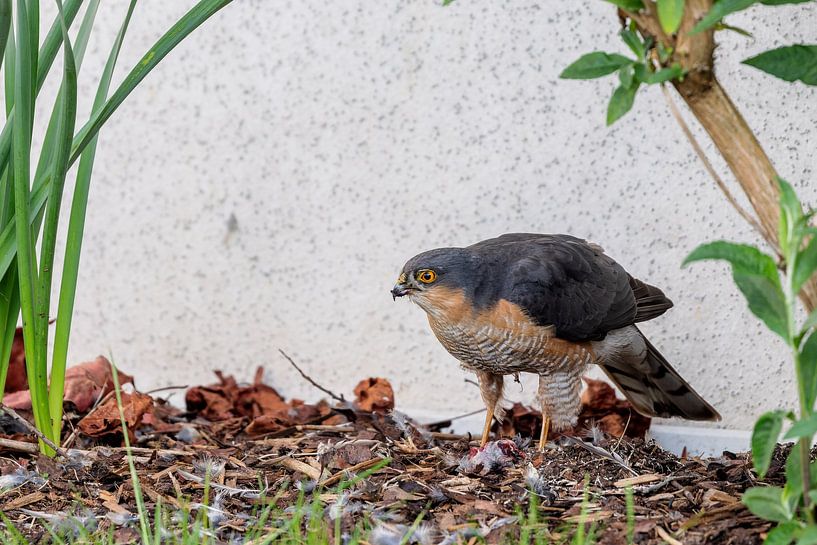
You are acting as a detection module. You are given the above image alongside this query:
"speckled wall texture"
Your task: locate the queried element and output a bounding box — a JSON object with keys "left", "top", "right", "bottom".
{"left": 39, "top": 1, "right": 817, "bottom": 430}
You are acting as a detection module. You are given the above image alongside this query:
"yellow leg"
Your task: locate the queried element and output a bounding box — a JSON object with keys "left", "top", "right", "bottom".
{"left": 481, "top": 405, "right": 495, "bottom": 446}
{"left": 539, "top": 413, "right": 551, "bottom": 451}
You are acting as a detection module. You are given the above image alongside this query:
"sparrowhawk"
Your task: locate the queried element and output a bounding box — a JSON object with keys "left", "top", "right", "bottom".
{"left": 391, "top": 233, "right": 720, "bottom": 448}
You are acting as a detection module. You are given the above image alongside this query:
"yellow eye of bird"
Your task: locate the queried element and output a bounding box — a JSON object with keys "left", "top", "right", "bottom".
{"left": 417, "top": 270, "right": 436, "bottom": 284}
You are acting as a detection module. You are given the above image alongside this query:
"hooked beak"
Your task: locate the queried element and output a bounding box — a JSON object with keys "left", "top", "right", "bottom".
{"left": 391, "top": 283, "right": 411, "bottom": 300}
{"left": 391, "top": 273, "right": 412, "bottom": 300}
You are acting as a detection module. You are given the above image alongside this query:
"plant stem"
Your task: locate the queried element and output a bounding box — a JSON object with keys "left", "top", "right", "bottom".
{"left": 787, "top": 239, "right": 814, "bottom": 521}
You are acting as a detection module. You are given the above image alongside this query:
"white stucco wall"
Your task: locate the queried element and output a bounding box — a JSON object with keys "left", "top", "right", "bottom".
{"left": 26, "top": 1, "right": 817, "bottom": 430}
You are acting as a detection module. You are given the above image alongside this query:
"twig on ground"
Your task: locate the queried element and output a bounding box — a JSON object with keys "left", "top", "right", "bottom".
{"left": 145, "top": 384, "right": 188, "bottom": 395}
{"left": 423, "top": 407, "right": 486, "bottom": 431}
{"left": 0, "top": 436, "right": 39, "bottom": 455}
{"left": 1, "top": 405, "right": 68, "bottom": 458}
{"left": 278, "top": 349, "right": 345, "bottom": 403}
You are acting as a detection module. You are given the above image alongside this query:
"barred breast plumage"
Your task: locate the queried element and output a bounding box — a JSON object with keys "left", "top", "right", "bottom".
{"left": 419, "top": 286, "right": 595, "bottom": 376}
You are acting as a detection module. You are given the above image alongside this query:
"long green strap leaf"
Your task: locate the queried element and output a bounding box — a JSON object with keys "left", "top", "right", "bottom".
{"left": 0, "top": 0, "right": 82, "bottom": 184}
{"left": 70, "top": 0, "right": 233, "bottom": 163}
{"left": 0, "top": 0, "right": 11, "bottom": 75}
{"left": 40, "top": 0, "right": 78, "bottom": 443}
{"left": 12, "top": 0, "right": 49, "bottom": 446}
{"left": 0, "top": 0, "right": 233, "bottom": 286}
{"left": 33, "top": 0, "right": 100, "bottom": 184}
{"left": 51, "top": 0, "right": 135, "bottom": 444}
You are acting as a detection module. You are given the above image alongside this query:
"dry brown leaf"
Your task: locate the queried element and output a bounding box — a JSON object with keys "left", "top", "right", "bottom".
{"left": 77, "top": 391, "right": 153, "bottom": 440}
{"left": 353, "top": 377, "right": 394, "bottom": 413}
{"left": 5, "top": 355, "right": 132, "bottom": 412}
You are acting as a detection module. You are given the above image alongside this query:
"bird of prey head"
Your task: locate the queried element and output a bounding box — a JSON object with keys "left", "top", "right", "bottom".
{"left": 390, "top": 247, "right": 475, "bottom": 308}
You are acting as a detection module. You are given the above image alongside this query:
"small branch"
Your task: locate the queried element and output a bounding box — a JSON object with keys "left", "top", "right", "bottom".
{"left": 278, "top": 349, "right": 345, "bottom": 403}
{"left": 660, "top": 84, "right": 772, "bottom": 245}
{"left": 0, "top": 436, "right": 39, "bottom": 454}
{"left": 0, "top": 405, "right": 68, "bottom": 458}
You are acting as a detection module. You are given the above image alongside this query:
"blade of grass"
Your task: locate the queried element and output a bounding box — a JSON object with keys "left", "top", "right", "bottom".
{"left": 12, "top": 0, "right": 50, "bottom": 449}
{"left": 38, "top": 0, "right": 77, "bottom": 443}
{"left": 50, "top": 0, "right": 135, "bottom": 446}
{"left": 110, "top": 356, "right": 152, "bottom": 543}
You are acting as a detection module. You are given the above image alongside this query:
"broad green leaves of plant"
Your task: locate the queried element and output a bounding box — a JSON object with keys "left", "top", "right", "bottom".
{"left": 607, "top": 82, "right": 639, "bottom": 125}
{"left": 561, "top": 28, "right": 684, "bottom": 125}
{"left": 742, "top": 486, "right": 794, "bottom": 523}
{"left": 784, "top": 446, "right": 817, "bottom": 518}
{"left": 785, "top": 412, "right": 817, "bottom": 440}
{"left": 683, "top": 241, "right": 788, "bottom": 339}
{"left": 764, "top": 522, "right": 802, "bottom": 545}
{"left": 656, "top": 0, "right": 684, "bottom": 34}
{"left": 560, "top": 52, "right": 633, "bottom": 79}
{"left": 692, "top": 0, "right": 812, "bottom": 34}
{"left": 744, "top": 45, "right": 817, "bottom": 86}
{"left": 751, "top": 410, "right": 788, "bottom": 477}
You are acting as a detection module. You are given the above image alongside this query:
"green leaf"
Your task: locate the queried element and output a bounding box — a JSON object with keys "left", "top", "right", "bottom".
{"left": 784, "top": 414, "right": 817, "bottom": 440}
{"left": 744, "top": 45, "right": 817, "bottom": 86}
{"left": 692, "top": 0, "right": 755, "bottom": 34}
{"left": 802, "top": 332, "right": 817, "bottom": 411}
{"left": 684, "top": 241, "right": 788, "bottom": 338}
{"left": 618, "top": 64, "right": 635, "bottom": 88}
{"left": 634, "top": 63, "right": 684, "bottom": 84}
{"left": 743, "top": 487, "right": 793, "bottom": 523}
{"left": 752, "top": 410, "right": 786, "bottom": 477}
{"left": 764, "top": 522, "right": 800, "bottom": 545}
{"left": 693, "top": 0, "right": 812, "bottom": 34}
{"left": 733, "top": 272, "right": 789, "bottom": 339}
{"left": 606, "top": 82, "right": 639, "bottom": 126}
{"left": 684, "top": 241, "right": 779, "bottom": 277}
{"left": 0, "top": 1, "right": 11, "bottom": 76}
{"left": 620, "top": 28, "right": 645, "bottom": 59}
{"left": 799, "top": 525, "right": 817, "bottom": 545}
{"left": 794, "top": 237, "right": 817, "bottom": 295}
{"left": 783, "top": 443, "right": 817, "bottom": 515}
{"left": 714, "top": 22, "right": 754, "bottom": 38}
{"left": 38, "top": 0, "right": 79, "bottom": 442}
{"left": 603, "top": 0, "right": 644, "bottom": 10}
{"left": 68, "top": 0, "right": 234, "bottom": 165}
{"left": 778, "top": 177, "right": 803, "bottom": 256}
{"left": 804, "top": 309, "right": 817, "bottom": 333}
{"left": 560, "top": 52, "right": 634, "bottom": 80}
{"left": 657, "top": 0, "right": 684, "bottom": 34}
{"left": 49, "top": 0, "right": 137, "bottom": 444}
{"left": 657, "top": 42, "right": 673, "bottom": 63}
{"left": 442, "top": 0, "right": 456, "bottom": 5}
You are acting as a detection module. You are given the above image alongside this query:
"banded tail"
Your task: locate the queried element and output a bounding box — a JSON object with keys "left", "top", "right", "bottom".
{"left": 598, "top": 327, "right": 720, "bottom": 421}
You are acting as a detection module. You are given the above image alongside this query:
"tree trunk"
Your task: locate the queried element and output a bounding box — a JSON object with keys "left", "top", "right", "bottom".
{"left": 628, "top": 0, "right": 817, "bottom": 312}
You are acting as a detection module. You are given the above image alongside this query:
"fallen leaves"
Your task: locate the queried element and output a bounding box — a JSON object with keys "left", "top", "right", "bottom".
{"left": 185, "top": 367, "right": 334, "bottom": 436}
{"left": 77, "top": 392, "right": 153, "bottom": 440}
{"left": 353, "top": 377, "right": 394, "bottom": 413}
{"left": 3, "top": 356, "right": 132, "bottom": 412}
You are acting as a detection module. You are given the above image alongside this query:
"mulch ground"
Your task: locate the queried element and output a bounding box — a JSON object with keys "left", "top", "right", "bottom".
{"left": 0, "top": 358, "right": 788, "bottom": 544}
